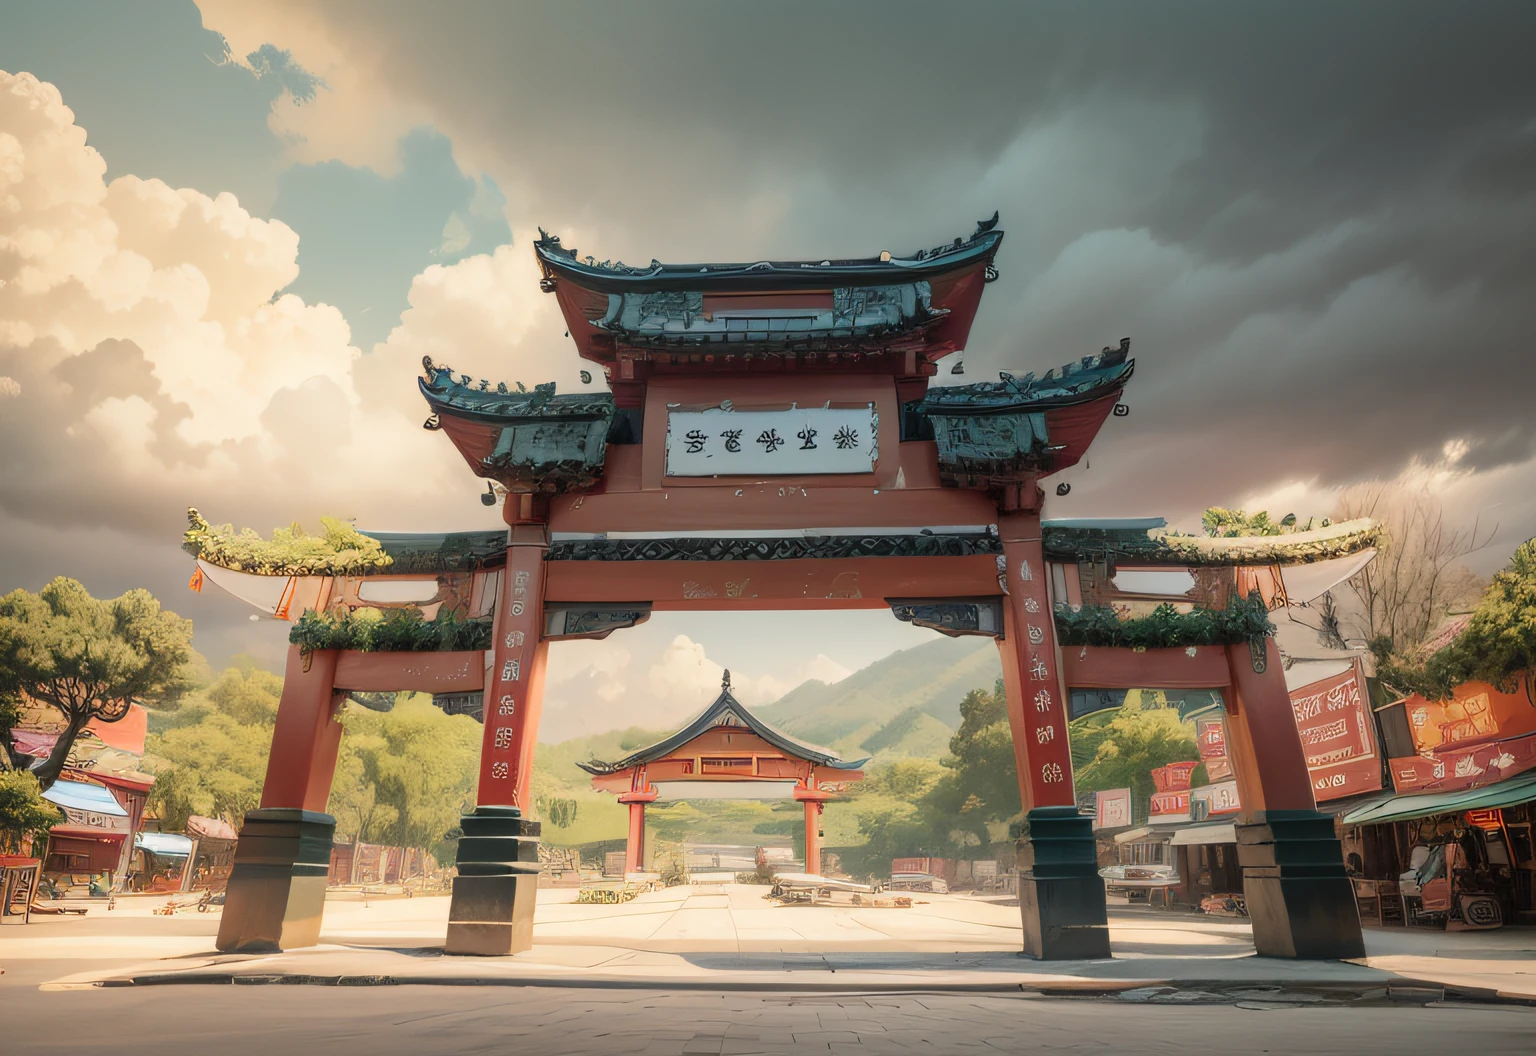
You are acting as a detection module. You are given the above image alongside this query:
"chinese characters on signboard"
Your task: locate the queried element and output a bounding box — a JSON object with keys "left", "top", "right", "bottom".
{"left": 1196, "top": 716, "right": 1234, "bottom": 782}
{"left": 665, "top": 406, "right": 878, "bottom": 476}
{"left": 1095, "top": 788, "right": 1133, "bottom": 830}
{"left": 1287, "top": 663, "right": 1382, "bottom": 801}
{"left": 1388, "top": 674, "right": 1536, "bottom": 794}
{"left": 1192, "top": 780, "right": 1241, "bottom": 817}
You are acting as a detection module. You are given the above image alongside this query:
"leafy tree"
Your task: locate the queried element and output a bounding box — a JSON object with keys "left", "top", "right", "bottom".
{"left": 338, "top": 695, "right": 480, "bottom": 861}
{"left": 923, "top": 680, "right": 1020, "bottom": 845}
{"left": 0, "top": 769, "right": 63, "bottom": 854}
{"left": 148, "top": 675, "right": 481, "bottom": 863}
{"left": 1377, "top": 537, "right": 1536, "bottom": 699}
{"left": 844, "top": 799, "right": 931, "bottom": 874}
{"left": 0, "top": 578, "right": 194, "bottom": 789}
{"left": 536, "top": 794, "right": 579, "bottom": 829}
{"left": 861, "top": 758, "right": 944, "bottom": 801}
{"left": 329, "top": 728, "right": 396, "bottom": 845}
{"left": 146, "top": 668, "right": 281, "bottom": 828}
{"left": 0, "top": 689, "right": 22, "bottom": 770}
{"left": 1072, "top": 702, "right": 1199, "bottom": 823}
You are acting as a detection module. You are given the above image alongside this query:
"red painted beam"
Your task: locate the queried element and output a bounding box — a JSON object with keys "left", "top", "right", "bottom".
{"left": 332, "top": 650, "right": 486, "bottom": 693}
{"left": 544, "top": 555, "right": 1002, "bottom": 610}
{"left": 1057, "top": 645, "right": 1233, "bottom": 690}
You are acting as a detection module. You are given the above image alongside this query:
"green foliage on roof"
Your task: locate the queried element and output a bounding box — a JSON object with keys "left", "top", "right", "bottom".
{"left": 1052, "top": 593, "right": 1274, "bottom": 650}
{"left": 288, "top": 607, "right": 492, "bottom": 654}
{"left": 182, "top": 507, "right": 394, "bottom": 576}
{"left": 1377, "top": 537, "right": 1536, "bottom": 700}
{"left": 1202, "top": 507, "right": 1318, "bottom": 537}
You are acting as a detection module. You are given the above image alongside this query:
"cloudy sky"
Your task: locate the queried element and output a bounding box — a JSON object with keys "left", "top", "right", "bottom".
{"left": 2, "top": 2, "right": 1533, "bottom": 738}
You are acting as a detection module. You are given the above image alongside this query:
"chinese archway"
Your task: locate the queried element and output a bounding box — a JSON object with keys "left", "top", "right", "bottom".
{"left": 194, "top": 214, "right": 1367, "bottom": 960}
{"left": 581, "top": 670, "right": 864, "bottom": 876}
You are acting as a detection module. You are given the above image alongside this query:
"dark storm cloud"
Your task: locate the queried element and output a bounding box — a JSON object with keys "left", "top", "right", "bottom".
{"left": 284, "top": 0, "right": 1536, "bottom": 526}
{"left": 6, "top": 0, "right": 1536, "bottom": 663}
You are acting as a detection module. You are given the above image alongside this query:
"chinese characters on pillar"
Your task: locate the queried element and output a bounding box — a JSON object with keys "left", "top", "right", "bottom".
{"left": 1006, "top": 528, "right": 1076, "bottom": 808}
{"left": 481, "top": 559, "right": 539, "bottom": 806}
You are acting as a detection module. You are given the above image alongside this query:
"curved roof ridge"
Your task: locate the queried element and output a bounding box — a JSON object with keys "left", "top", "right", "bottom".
{"left": 578, "top": 674, "right": 863, "bottom": 774}
{"left": 1149, "top": 517, "right": 1381, "bottom": 564}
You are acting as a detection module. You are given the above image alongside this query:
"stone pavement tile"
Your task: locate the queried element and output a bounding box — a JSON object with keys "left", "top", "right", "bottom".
{"left": 719, "top": 1042, "right": 768, "bottom": 1056}
{"left": 838, "top": 1019, "right": 894, "bottom": 1033}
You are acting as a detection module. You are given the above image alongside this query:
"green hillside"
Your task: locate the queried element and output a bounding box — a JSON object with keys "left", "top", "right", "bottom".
{"left": 858, "top": 705, "right": 954, "bottom": 760}
{"left": 757, "top": 634, "right": 1000, "bottom": 747}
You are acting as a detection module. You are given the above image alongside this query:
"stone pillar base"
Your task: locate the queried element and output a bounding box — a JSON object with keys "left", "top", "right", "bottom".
{"left": 1237, "top": 810, "right": 1366, "bottom": 960}
{"left": 1017, "top": 806, "right": 1110, "bottom": 960}
{"left": 445, "top": 806, "right": 541, "bottom": 956}
{"left": 216, "top": 808, "right": 335, "bottom": 952}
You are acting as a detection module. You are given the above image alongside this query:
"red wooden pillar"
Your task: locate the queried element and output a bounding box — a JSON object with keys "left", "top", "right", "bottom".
{"left": 446, "top": 523, "right": 549, "bottom": 956}
{"left": 621, "top": 797, "right": 648, "bottom": 873}
{"left": 478, "top": 524, "right": 551, "bottom": 809}
{"left": 1223, "top": 639, "right": 1317, "bottom": 814}
{"left": 260, "top": 646, "right": 345, "bottom": 811}
{"left": 803, "top": 800, "right": 822, "bottom": 876}
{"left": 996, "top": 509, "right": 1108, "bottom": 959}
{"left": 218, "top": 645, "right": 344, "bottom": 952}
{"left": 996, "top": 515, "right": 1076, "bottom": 809}
{"left": 1222, "top": 639, "right": 1364, "bottom": 958}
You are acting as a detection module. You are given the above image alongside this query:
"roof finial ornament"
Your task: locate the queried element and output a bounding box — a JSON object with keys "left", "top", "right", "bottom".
{"left": 721, "top": 669, "right": 731, "bottom": 691}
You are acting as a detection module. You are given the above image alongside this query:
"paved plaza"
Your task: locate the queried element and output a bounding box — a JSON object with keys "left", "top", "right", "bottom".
{"left": 7, "top": 885, "right": 1534, "bottom": 1001}
{"left": 5, "top": 885, "right": 1535, "bottom": 1054}
{"left": 7, "top": 983, "right": 1536, "bottom": 1056}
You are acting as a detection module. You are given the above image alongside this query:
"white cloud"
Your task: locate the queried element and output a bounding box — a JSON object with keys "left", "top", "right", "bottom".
{"left": 0, "top": 71, "right": 594, "bottom": 542}
{"left": 534, "top": 632, "right": 854, "bottom": 744}
{"left": 197, "top": 1, "right": 430, "bottom": 177}
{"left": 356, "top": 237, "right": 591, "bottom": 419}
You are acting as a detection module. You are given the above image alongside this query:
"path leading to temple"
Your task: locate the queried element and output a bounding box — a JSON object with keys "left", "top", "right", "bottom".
{"left": 9, "top": 885, "right": 1536, "bottom": 1004}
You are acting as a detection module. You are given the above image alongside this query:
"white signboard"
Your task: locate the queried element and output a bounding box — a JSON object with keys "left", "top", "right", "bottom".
{"left": 665, "top": 405, "right": 878, "bottom": 477}
{"left": 60, "top": 807, "right": 130, "bottom": 834}
{"left": 1095, "top": 788, "right": 1133, "bottom": 830}
{"left": 1191, "top": 780, "right": 1241, "bottom": 818}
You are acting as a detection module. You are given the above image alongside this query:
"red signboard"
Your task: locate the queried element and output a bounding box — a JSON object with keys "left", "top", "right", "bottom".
{"left": 1288, "top": 662, "right": 1382, "bottom": 802}
{"left": 1391, "top": 731, "right": 1536, "bottom": 794}
{"left": 1389, "top": 675, "right": 1536, "bottom": 794}
{"left": 1196, "top": 717, "right": 1234, "bottom": 781}
{"left": 1149, "top": 790, "right": 1191, "bottom": 818}
{"left": 1151, "top": 761, "right": 1198, "bottom": 793}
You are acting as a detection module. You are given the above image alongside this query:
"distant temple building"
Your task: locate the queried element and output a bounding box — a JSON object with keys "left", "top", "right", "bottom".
{"left": 580, "top": 671, "right": 865, "bottom": 875}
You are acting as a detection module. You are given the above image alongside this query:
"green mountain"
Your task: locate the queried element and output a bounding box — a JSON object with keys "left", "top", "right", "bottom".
{"left": 757, "top": 634, "right": 1001, "bottom": 752}
{"left": 858, "top": 705, "right": 955, "bottom": 760}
